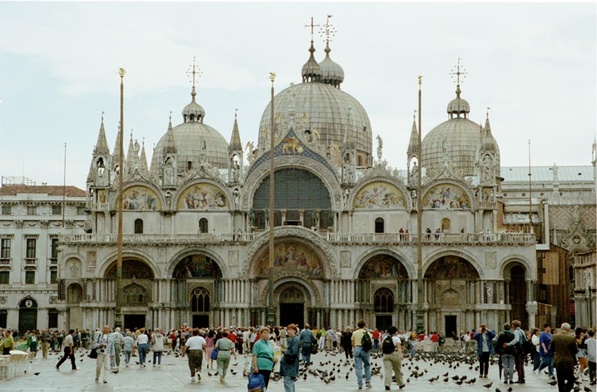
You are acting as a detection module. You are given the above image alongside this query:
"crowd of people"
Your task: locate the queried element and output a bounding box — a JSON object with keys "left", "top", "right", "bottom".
{"left": 1, "top": 320, "right": 595, "bottom": 392}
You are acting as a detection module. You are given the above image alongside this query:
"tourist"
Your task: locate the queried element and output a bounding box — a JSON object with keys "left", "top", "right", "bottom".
{"left": 496, "top": 323, "right": 517, "bottom": 384}
{"left": 135, "top": 328, "right": 150, "bottom": 367}
{"left": 503, "top": 320, "right": 526, "bottom": 383}
{"left": 340, "top": 326, "right": 353, "bottom": 360}
{"left": 299, "top": 323, "right": 315, "bottom": 366}
{"left": 151, "top": 328, "right": 165, "bottom": 367}
{"left": 205, "top": 329, "right": 216, "bottom": 369}
{"left": 473, "top": 324, "right": 495, "bottom": 378}
{"left": 111, "top": 327, "right": 123, "bottom": 371}
{"left": 55, "top": 329, "right": 77, "bottom": 371}
{"left": 551, "top": 322, "right": 578, "bottom": 392}
{"left": 352, "top": 319, "right": 372, "bottom": 389}
{"left": 93, "top": 325, "right": 115, "bottom": 384}
{"left": 382, "top": 326, "right": 405, "bottom": 390}
{"left": 2, "top": 330, "right": 14, "bottom": 354}
{"left": 586, "top": 329, "right": 596, "bottom": 386}
{"left": 252, "top": 326, "right": 276, "bottom": 389}
{"left": 530, "top": 327, "right": 541, "bottom": 372}
{"left": 181, "top": 328, "right": 206, "bottom": 383}
{"left": 122, "top": 331, "right": 134, "bottom": 367}
{"left": 575, "top": 327, "right": 589, "bottom": 381}
{"left": 214, "top": 330, "right": 236, "bottom": 383}
{"left": 280, "top": 323, "right": 300, "bottom": 392}
{"left": 535, "top": 323, "right": 555, "bottom": 379}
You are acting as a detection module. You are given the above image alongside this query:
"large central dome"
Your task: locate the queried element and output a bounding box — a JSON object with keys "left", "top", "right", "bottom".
{"left": 258, "top": 41, "right": 372, "bottom": 164}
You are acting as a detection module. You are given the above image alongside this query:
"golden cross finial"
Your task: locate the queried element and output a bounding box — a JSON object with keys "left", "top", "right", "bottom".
{"left": 319, "top": 14, "right": 336, "bottom": 45}
{"left": 187, "top": 57, "right": 202, "bottom": 88}
{"left": 450, "top": 58, "right": 467, "bottom": 85}
{"left": 305, "top": 17, "right": 320, "bottom": 41}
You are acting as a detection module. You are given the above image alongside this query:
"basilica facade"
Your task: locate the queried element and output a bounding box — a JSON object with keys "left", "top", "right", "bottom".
{"left": 54, "top": 33, "right": 592, "bottom": 335}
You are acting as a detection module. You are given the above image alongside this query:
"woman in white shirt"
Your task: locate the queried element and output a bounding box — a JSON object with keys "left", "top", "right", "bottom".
{"left": 135, "top": 328, "right": 150, "bottom": 367}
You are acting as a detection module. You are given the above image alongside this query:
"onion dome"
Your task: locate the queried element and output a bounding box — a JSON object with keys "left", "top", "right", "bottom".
{"left": 446, "top": 84, "right": 470, "bottom": 118}
{"left": 301, "top": 41, "right": 322, "bottom": 83}
{"left": 319, "top": 42, "right": 344, "bottom": 88}
{"left": 182, "top": 86, "right": 206, "bottom": 123}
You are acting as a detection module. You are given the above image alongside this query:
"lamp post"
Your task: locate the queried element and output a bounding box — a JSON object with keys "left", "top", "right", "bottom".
{"left": 266, "top": 72, "right": 276, "bottom": 326}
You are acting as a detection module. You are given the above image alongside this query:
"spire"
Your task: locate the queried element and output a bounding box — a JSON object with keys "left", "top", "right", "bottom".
{"left": 229, "top": 109, "right": 242, "bottom": 152}
{"left": 94, "top": 112, "right": 110, "bottom": 155}
{"left": 480, "top": 109, "right": 498, "bottom": 153}
{"left": 125, "top": 129, "right": 139, "bottom": 174}
{"left": 138, "top": 139, "right": 149, "bottom": 175}
{"left": 163, "top": 112, "right": 177, "bottom": 154}
{"left": 407, "top": 111, "right": 419, "bottom": 159}
{"left": 112, "top": 122, "right": 123, "bottom": 166}
{"left": 302, "top": 17, "right": 322, "bottom": 83}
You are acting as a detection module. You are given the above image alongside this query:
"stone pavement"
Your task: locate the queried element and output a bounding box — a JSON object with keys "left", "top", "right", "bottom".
{"left": 1, "top": 348, "right": 595, "bottom": 392}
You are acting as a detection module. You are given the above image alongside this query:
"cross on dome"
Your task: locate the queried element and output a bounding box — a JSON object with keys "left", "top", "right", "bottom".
{"left": 319, "top": 14, "right": 336, "bottom": 45}
{"left": 186, "top": 57, "right": 203, "bottom": 92}
{"left": 305, "top": 16, "right": 321, "bottom": 42}
{"left": 450, "top": 58, "right": 467, "bottom": 86}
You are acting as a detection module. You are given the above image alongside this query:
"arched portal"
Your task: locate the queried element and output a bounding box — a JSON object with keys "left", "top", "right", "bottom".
{"left": 19, "top": 297, "right": 38, "bottom": 332}
{"left": 424, "top": 255, "right": 480, "bottom": 336}
{"left": 105, "top": 259, "right": 155, "bottom": 329}
{"left": 190, "top": 286, "right": 211, "bottom": 328}
{"left": 505, "top": 262, "right": 528, "bottom": 327}
{"left": 277, "top": 284, "right": 308, "bottom": 327}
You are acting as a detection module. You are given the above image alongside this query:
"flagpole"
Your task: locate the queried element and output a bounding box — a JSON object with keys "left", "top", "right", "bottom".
{"left": 62, "top": 143, "right": 67, "bottom": 228}
{"left": 416, "top": 75, "right": 424, "bottom": 333}
{"left": 267, "top": 72, "right": 276, "bottom": 326}
{"left": 115, "top": 68, "right": 125, "bottom": 329}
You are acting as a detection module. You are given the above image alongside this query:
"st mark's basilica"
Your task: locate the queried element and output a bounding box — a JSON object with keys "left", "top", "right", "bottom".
{"left": 45, "top": 21, "right": 595, "bottom": 335}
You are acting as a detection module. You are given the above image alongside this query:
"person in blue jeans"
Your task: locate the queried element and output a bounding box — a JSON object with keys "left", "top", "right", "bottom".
{"left": 352, "top": 319, "right": 372, "bottom": 389}
{"left": 298, "top": 324, "right": 315, "bottom": 367}
{"left": 535, "top": 323, "right": 555, "bottom": 378}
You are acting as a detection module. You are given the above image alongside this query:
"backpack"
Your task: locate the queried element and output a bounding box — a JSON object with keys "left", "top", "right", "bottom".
{"left": 361, "top": 331, "right": 373, "bottom": 352}
{"left": 382, "top": 336, "right": 395, "bottom": 354}
{"left": 522, "top": 337, "right": 535, "bottom": 355}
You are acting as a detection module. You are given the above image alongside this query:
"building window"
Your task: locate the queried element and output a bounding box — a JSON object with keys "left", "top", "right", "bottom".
{"left": 0, "top": 238, "right": 10, "bottom": 259}
{"left": 50, "top": 238, "right": 58, "bottom": 264}
{"left": 374, "top": 288, "right": 394, "bottom": 313}
{"left": 26, "top": 238, "right": 36, "bottom": 259}
{"left": 48, "top": 309, "right": 59, "bottom": 329}
{"left": 0, "top": 309, "right": 6, "bottom": 328}
{"left": 375, "top": 218, "right": 385, "bottom": 233}
{"left": 1, "top": 205, "right": 10, "bottom": 215}
{"left": 25, "top": 271, "right": 35, "bottom": 284}
{"left": 52, "top": 205, "right": 62, "bottom": 215}
{"left": 50, "top": 269, "right": 58, "bottom": 284}
{"left": 134, "top": 219, "right": 144, "bottom": 234}
{"left": 191, "top": 287, "right": 210, "bottom": 312}
{"left": 199, "top": 218, "right": 208, "bottom": 234}
{"left": 27, "top": 206, "right": 37, "bottom": 215}
{"left": 0, "top": 271, "right": 9, "bottom": 284}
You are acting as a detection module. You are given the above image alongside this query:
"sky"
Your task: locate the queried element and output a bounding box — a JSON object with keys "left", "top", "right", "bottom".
{"left": 0, "top": 1, "right": 595, "bottom": 190}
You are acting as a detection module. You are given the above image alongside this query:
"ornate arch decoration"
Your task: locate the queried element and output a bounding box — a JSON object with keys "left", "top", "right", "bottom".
{"left": 66, "top": 283, "right": 84, "bottom": 303}
{"left": 19, "top": 296, "right": 38, "bottom": 308}
{"left": 241, "top": 157, "right": 343, "bottom": 212}
{"left": 349, "top": 175, "right": 411, "bottom": 211}
{"left": 423, "top": 249, "right": 483, "bottom": 279}
{"left": 123, "top": 282, "right": 149, "bottom": 305}
{"left": 98, "top": 250, "right": 159, "bottom": 278}
{"left": 167, "top": 248, "right": 226, "bottom": 279}
{"left": 108, "top": 181, "right": 163, "bottom": 211}
{"left": 190, "top": 286, "right": 211, "bottom": 312}
{"left": 242, "top": 226, "right": 339, "bottom": 279}
{"left": 422, "top": 179, "right": 475, "bottom": 210}
{"left": 63, "top": 256, "right": 83, "bottom": 279}
{"left": 373, "top": 287, "right": 395, "bottom": 313}
{"left": 500, "top": 257, "right": 536, "bottom": 280}
{"left": 173, "top": 179, "right": 231, "bottom": 211}
{"left": 258, "top": 275, "right": 323, "bottom": 308}
{"left": 353, "top": 249, "right": 413, "bottom": 280}
{"left": 104, "top": 258, "right": 155, "bottom": 279}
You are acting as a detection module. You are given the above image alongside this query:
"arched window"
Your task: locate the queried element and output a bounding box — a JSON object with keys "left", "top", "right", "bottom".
{"left": 191, "top": 287, "right": 210, "bottom": 312}
{"left": 134, "top": 219, "right": 143, "bottom": 234}
{"left": 441, "top": 218, "right": 451, "bottom": 233}
{"left": 199, "top": 218, "right": 208, "bottom": 233}
{"left": 374, "top": 288, "right": 394, "bottom": 313}
{"left": 375, "top": 218, "right": 384, "bottom": 233}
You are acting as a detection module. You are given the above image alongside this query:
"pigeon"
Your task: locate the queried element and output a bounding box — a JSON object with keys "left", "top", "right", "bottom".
{"left": 483, "top": 381, "right": 493, "bottom": 389}
{"left": 549, "top": 380, "right": 558, "bottom": 386}
{"left": 34, "top": 372, "right": 41, "bottom": 376}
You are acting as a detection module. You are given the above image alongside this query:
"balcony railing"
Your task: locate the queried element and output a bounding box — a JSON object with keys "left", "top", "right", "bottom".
{"left": 325, "top": 232, "right": 536, "bottom": 245}
{"left": 60, "top": 231, "right": 535, "bottom": 246}
{"left": 60, "top": 233, "right": 257, "bottom": 245}
{"left": 0, "top": 258, "right": 10, "bottom": 266}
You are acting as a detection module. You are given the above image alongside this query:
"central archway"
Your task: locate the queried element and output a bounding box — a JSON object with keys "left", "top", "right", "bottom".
{"left": 277, "top": 284, "right": 308, "bottom": 327}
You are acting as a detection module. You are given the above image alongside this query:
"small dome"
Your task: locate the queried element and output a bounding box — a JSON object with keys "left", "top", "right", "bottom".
{"left": 447, "top": 97, "right": 470, "bottom": 115}
{"left": 301, "top": 41, "right": 322, "bottom": 83}
{"left": 319, "top": 44, "right": 344, "bottom": 88}
{"left": 182, "top": 87, "right": 206, "bottom": 123}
